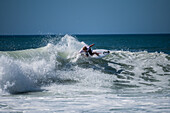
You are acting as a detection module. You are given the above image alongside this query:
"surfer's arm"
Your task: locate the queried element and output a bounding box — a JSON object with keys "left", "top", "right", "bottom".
{"left": 89, "top": 44, "right": 95, "bottom": 47}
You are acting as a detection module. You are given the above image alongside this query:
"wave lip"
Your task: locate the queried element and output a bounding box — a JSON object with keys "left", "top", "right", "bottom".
{"left": 0, "top": 35, "right": 82, "bottom": 94}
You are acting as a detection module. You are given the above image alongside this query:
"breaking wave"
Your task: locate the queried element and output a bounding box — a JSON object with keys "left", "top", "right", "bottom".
{"left": 0, "top": 35, "right": 169, "bottom": 94}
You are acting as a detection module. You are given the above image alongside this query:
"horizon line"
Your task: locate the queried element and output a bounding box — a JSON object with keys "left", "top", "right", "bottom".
{"left": 0, "top": 33, "right": 170, "bottom": 36}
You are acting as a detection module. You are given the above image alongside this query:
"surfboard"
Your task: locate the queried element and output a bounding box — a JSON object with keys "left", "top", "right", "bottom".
{"left": 90, "top": 49, "right": 110, "bottom": 58}
{"left": 80, "top": 49, "right": 110, "bottom": 59}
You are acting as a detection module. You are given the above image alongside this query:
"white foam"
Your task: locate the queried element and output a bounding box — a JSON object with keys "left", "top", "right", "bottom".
{"left": 0, "top": 56, "right": 39, "bottom": 94}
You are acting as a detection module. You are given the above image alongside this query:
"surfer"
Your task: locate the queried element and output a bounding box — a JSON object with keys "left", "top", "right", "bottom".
{"left": 79, "top": 44, "right": 99, "bottom": 57}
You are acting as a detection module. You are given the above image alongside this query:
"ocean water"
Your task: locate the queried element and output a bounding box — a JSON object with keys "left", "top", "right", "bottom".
{"left": 0, "top": 34, "right": 170, "bottom": 112}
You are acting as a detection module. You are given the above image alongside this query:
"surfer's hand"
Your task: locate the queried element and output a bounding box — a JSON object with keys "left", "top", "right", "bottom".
{"left": 89, "top": 44, "right": 95, "bottom": 47}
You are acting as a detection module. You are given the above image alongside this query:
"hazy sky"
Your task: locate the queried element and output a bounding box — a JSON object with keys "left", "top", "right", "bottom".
{"left": 0, "top": 0, "right": 170, "bottom": 35}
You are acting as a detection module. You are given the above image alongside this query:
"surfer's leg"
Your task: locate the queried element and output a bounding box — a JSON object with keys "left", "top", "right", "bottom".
{"left": 93, "top": 52, "right": 99, "bottom": 56}
{"left": 88, "top": 49, "right": 99, "bottom": 56}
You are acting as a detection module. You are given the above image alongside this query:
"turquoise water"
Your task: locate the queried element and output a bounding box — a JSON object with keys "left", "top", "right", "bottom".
{"left": 0, "top": 34, "right": 170, "bottom": 112}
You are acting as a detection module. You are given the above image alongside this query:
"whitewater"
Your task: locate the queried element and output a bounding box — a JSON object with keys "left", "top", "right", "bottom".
{"left": 0, "top": 35, "right": 169, "bottom": 112}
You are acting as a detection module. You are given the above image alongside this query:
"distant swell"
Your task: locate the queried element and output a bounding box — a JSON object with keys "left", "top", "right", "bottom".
{"left": 0, "top": 35, "right": 169, "bottom": 94}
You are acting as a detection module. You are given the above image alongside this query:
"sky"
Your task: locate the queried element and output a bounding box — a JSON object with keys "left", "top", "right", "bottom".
{"left": 0, "top": 0, "right": 170, "bottom": 35}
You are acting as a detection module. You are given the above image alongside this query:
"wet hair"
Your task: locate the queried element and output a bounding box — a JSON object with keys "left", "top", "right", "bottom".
{"left": 83, "top": 46, "right": 87, "bottom": 50}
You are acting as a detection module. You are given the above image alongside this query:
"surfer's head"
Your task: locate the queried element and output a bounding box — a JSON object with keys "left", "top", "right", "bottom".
{"left": 83, "top": 46, "right": 87, "bottom": 50}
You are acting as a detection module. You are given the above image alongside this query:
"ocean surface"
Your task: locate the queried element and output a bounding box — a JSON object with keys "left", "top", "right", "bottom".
{"left": 0, "top": 34, "right": 170, "bottom": 112}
